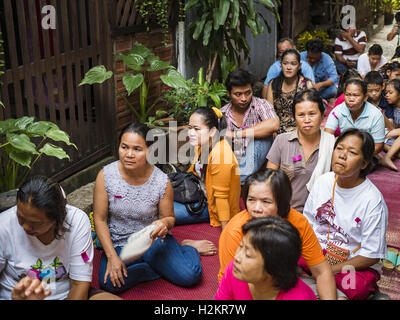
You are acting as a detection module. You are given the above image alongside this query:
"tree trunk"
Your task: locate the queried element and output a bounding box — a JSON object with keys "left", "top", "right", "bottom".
{"left": 206, "top": 52, "right": 218, "bottom": 83}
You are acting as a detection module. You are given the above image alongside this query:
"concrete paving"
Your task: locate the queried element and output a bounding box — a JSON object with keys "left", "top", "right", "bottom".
{"left": 367, "top": 23, "right": 398, "bottom": 60}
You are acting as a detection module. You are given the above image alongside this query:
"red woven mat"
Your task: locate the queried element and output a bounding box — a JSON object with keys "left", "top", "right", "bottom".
{"left": 91, "top": 223, "right": 221, "bottom": 300}
{"left": 368, "top": 158, "right": 400, "bottom": 300}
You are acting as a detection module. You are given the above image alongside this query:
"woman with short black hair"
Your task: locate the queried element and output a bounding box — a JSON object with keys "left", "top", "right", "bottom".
{"left": 218, "top": 168, "right": 337, "bottom": 299}
{"left": 267, "top": 89, "right": 335, "bottom": 213}
{"left": 215, "top": 216, "right": 316, "bottom": 300}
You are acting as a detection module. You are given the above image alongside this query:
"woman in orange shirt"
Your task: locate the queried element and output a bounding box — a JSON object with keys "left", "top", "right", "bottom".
{"left": 218, "top": 169, "right": 337, "bottom": 299}
{"left": 174, "top": 107, "right": 241, "bottom": 230}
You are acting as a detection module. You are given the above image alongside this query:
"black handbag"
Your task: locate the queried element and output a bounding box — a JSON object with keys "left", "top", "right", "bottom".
{"left": 167, "top": 165, "right": 207, "bottom": 216}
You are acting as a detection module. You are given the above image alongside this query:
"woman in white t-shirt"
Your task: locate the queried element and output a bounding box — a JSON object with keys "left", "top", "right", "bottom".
{"left": 0, "top": 176, "right": 120, "bottom": 300}
{"left": 303, "top": 128, "right": 388, "bottom": 300}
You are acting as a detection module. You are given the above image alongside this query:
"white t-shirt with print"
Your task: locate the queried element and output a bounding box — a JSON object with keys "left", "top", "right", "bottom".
{"left": 303, "top": 172, "right": 388, "bottom": 272}
{"left": 0, "top": 205, "right": 93, "bottom": 300}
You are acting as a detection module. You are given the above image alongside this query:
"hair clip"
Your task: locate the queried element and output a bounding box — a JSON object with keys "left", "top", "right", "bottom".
{"left": 212, "top": 107, "right": 223, "bottom": 119}
{"left": 292, "top": 155, "right": 302, "bottom": 162}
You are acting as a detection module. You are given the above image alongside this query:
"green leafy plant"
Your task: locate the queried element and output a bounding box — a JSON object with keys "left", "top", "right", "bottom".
{"left": 0, "top": 117, "right": 77, "bottom": 192}
{"left": 295, "top": 30, "right": 333, "bottom": 52}
{"left": 79, "top": 42, "right": 188, "bottom": 124}
{"left": 185, "top": 0, "right": 281, "bottom": 82}
{"left": 162, "top": 67, "right": 228, "bottom": 125}
{"left": 134, "top": 0, "right": 187, "bottom": 46}
{"left": 383, "top": 0, "right": 394, "bottom": 12}
{"left": 393, "top": 0, "right": 400, "bottom": 10}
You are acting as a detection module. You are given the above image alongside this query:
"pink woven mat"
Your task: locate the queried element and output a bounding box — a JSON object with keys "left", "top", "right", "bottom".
{"left": 91, "top": 222, "right": 221, "bottom": 300}
{"left": 368, "top": 158, "right": 400, "bottom": 299}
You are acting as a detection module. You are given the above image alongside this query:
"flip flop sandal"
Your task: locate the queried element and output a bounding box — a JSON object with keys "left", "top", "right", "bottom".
{"left": 396, "top": 253, "right": 400, "bottom": 272}
{"left": 382, "top": 247, "right": 399, "bottom": 271}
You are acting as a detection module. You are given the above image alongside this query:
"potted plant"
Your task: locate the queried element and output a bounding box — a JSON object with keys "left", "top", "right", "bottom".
{"left": 0, "top": 117, "right": 76, "bottom": 211}
{"left": 383, "top": 0, "right": 395, "bottom": 25}
{"left": 295, "top": 30, "right": 333, "bottom": 54}
{"left": 158, "top": 67, "right": 228, "bottom": 164}
{"left": 79, "top": 42, "right": 189, "bottom": 126}
{"left": 162, "top": 67, "right": 228, "bottom": 126}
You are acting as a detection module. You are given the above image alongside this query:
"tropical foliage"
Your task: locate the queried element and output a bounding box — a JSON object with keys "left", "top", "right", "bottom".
{"left": 79, "top": 42, "right": 188, "bottom": 124}
{"left": 185, "top": 0, "right": 281, "bottom": 82}
{"left": 162, "top": 67, "right": 228, "bottom": 124}
{"left": 296, "top": 30, "right": 333, "bottom": 52}
{"left": 0, "top": 117, "right": 76, "bottom": 192}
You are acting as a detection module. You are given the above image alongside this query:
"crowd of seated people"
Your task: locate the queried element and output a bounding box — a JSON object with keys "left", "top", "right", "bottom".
{"left": 2, "top": 18, "right": 400, "bottom": 302}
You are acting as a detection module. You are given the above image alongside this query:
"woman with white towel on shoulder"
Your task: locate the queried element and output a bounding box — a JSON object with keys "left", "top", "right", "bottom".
{"left": 266, "top": 88, "right": 335, "bottom": 213}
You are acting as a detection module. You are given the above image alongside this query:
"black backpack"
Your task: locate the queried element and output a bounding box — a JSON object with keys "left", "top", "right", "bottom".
{"left": 167, "top": 165, "right": 207, "bottom": 217}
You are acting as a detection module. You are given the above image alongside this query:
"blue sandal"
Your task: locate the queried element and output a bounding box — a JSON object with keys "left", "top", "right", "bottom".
{"left": 382, "top": 247, "right": 399, "bottom": 271}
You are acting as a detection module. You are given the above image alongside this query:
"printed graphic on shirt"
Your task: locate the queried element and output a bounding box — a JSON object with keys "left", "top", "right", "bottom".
{"left": 315, "top": 199, "right": 349, "bottom": 245}
{"left": 26, "top": 257, "right": 67, "bottom": 283}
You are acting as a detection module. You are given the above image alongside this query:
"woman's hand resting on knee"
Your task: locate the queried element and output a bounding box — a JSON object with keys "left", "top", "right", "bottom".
{"left": 104, "top": 254, "right": 128, "bottom": 288}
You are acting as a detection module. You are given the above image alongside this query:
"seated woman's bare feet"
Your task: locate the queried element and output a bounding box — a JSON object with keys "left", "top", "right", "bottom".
{"left": 380, "top": 156, "right": 399, "bottom": 171}
{"left": 181, "top": 239, "right": 217, "bottom": 256}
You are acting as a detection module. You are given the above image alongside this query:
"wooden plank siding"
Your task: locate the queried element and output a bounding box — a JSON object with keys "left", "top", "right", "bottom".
{"left": 0, "top": 0, "right": 114, "bottom": 182}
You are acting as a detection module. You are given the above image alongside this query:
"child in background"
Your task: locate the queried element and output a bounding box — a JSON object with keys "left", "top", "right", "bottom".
{"left": 364, "top": 71, "right": 394, "bottom": 129}
{"left": 384, "top": 61, "right": 400, "bottom": 81}
{"left": 380, "top": 78, "right": 400, "bottom": 171}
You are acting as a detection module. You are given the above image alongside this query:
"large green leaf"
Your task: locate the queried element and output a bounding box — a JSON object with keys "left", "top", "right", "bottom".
{"left": 208, "top": 93, "right": 221, "bottom": 108}
{"left": 8, "top": 150, "right": 33, "bottom": 167}
{"left": 257, "top": 0, "right": 276, "bottom": 8}
{"left": 7, "top": 133, "right": 38, "bottom": 154}
{"left": 79, "top": 66, "right": 113, "bottom": 86}
{"left": 148, "top": 59, "right": 172, "bottom": 72}
{"left": 160, "top": 69, "right": 189, "bottom": 90}
{"left": 26, "top": 121, "right": 58, "bottom": 137}
{"left": 39, "top": 143, "right": 70, "bottom": 160}
{"left": 117, "top": 53, "right": 144, "bottom": 71}
{"left": 255, "top": 15, "right": 265, "bottom": 34}
{"left": 184, "top": 0, "right": 198, "bottom": 10}
{"left": 247, "top": 18, "right": 258, "bottom": 37}
{"left": 213, "top": 7, "right": 219, "bottom": 30}
{"left": 0, "top": 118, "right": 18, "bottom": 135}
{"left": 231, "top": 0, "right": 240, "bottom": 28}
{"left": 218, "top": 0, "right": 231, "bottom": 26}
{"left": 246, "top": 0, "right": 256, "bottom": 20}
{"left": 193, "top": 13, "right": 208, "bottom": 40}
{"left": 122, "top": 73, "right": 144, "bottom": 96}
{"left": 25, "top": 121, "right": 59, "bottom": 137}
{"left": 203, "top": 20, "right": 213, "bottom": 46}
{"left": 45, "top": 128, "right": 77, "bottom": 149}
{"left": 14, "top": 117, "right": 35, "bottom": 131}
{"left": 128, "top": 42, "right": 151, "bottom": 59}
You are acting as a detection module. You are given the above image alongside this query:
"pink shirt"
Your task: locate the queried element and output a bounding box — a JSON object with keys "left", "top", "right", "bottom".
{"left": 214, "top": 261, "right": 317, "bottom": 300}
